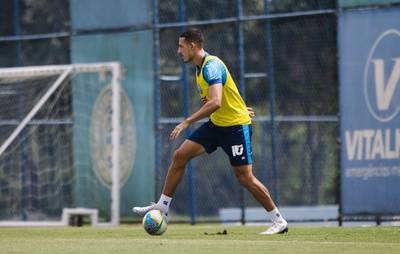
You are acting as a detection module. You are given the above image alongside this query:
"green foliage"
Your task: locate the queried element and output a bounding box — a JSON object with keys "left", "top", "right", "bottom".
{"left": 0, "top": 0, "right": 70, "bottom": 67}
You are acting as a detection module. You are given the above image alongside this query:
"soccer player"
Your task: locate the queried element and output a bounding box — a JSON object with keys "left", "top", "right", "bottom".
{"left": 133, "top": 28, "right": 288, "bottom": 234}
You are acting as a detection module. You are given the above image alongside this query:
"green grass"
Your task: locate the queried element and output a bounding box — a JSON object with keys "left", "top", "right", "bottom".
{"left": 0, "top": 224, "right": 399, "bottom": 254}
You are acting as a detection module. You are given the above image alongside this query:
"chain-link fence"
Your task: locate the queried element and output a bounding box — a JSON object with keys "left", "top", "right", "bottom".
{"left": 1, "top": 0, "right": 339, "bottom": 224}
{"left": 155, "top": 0, "right": 339, "bottom": 223}
{"left": 0, "top": 0, "right": 70, "bottom": 67}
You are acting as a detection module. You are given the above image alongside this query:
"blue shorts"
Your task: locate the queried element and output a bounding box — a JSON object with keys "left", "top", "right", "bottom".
{"left": 188, "top": 121, "right": 253, "bottom": 166}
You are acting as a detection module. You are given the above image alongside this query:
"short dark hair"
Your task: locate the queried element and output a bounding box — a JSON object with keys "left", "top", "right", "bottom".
{"left": 180, "top": 28, "right": 204, "bottom": 48}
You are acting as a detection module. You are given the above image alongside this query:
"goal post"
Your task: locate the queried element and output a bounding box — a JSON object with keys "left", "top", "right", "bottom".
{"left": 0, "top": 62, "right": 122, "bottom": 227}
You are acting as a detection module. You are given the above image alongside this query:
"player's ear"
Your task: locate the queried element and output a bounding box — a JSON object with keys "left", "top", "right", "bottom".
{"left": 190, "top": 42, "right": 196, "bottom": 50}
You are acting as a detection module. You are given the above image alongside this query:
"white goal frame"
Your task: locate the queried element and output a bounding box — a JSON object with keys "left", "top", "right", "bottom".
{"left": 0, "top": 62, "right": 122, "bottom": 227}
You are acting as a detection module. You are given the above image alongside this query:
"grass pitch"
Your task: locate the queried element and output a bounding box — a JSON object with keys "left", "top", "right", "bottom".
{"left": 0, "top": 224, "right": 399, "bottom": 254}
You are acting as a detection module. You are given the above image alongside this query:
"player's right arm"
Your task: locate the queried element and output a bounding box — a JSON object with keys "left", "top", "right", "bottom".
{"left": 169, "top": 83, "right": 222, "bottom": 140}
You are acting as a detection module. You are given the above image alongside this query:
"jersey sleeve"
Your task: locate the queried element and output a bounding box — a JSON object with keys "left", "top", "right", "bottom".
{"left": 202, "top": 59, "right": 224, "bottom": 86}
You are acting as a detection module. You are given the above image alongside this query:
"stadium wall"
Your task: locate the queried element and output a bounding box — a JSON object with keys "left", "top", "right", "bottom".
{"left": 70, "top": 1, "right": 154, "bottom": 218}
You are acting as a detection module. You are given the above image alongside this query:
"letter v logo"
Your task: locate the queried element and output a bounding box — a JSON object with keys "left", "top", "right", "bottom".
{"left": 364, "top": 29, "right": 400, "bottom": 122}
{"left": 371, "top": 58, "right": 400, "bottom": 110}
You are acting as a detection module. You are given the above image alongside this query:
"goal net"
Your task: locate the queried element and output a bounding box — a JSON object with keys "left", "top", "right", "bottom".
{"left": 0, "top": 62, "right": 122, "bottom": 226}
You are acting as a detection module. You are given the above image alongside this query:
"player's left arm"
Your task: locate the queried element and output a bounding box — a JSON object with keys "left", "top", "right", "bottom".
{"left": 247, "top": 107, "right": 255, "bottom": 118}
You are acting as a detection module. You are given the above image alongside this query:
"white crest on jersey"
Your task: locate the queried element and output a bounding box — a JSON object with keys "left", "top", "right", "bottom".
{"left": 205, "top": 63, "right": 219, "bottom": 81}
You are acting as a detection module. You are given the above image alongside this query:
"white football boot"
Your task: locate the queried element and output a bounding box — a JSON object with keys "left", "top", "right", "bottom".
{"left": 132, "top": 202, "right": 157, "bottom": 216}
{"left": 259, "top": 220, "right": 289, "bottom": 235}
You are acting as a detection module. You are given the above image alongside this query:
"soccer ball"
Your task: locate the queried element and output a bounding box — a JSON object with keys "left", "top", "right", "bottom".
{"left": 142, "top": 210, "right": 168, "bottom": 235}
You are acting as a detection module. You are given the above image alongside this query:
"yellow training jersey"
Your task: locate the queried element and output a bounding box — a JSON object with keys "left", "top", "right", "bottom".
{"left": 196, "top": 53, "right": 251, "bottom": 127}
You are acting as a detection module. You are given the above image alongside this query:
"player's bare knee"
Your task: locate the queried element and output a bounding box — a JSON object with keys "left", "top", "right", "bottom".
{"left": 172, "top": 149, "right": 189, "bottom": 165}
{"left": 235, "top": 172, "right": 252, "bottom": 187}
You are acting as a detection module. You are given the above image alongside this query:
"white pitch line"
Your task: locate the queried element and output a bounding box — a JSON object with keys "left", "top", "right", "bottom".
{"left": 132, "top": 238, "right": 400, "bottom": 246}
